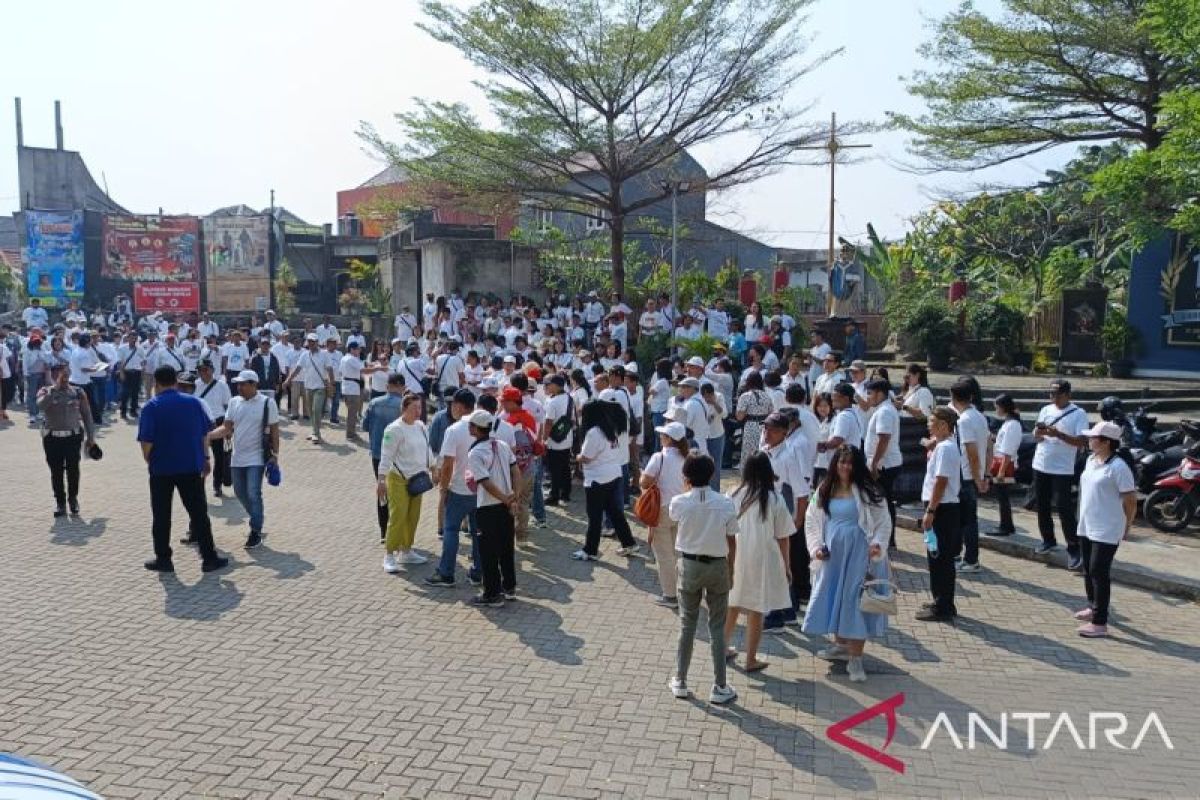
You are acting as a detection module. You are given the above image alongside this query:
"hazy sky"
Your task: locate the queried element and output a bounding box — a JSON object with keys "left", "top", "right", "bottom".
{"left": 1, "top": 0, "right": 1068, "bottom": 250}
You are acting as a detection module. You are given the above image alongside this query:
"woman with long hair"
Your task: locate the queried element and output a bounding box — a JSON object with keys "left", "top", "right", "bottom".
{"left": 573, "top": 399, "right": 638, "bottom": 561}
{"left": 735, "top": 371, "right": 772, "bottom": 468}
{"left": 1075, "top": 421, "right": 1137, "bottom": 638}
{"left": 896, "top": 363, "right": 935, "bottom": 420}
{"left": 990, "top": 393, "right": 1021, "bottom": 536}
{"left": 724, "top": 452, "right": 793, "bottom": 672}
{"left": 640, "top": 421, "right": 690, "bottom": 607}
{"left": 744, "top": 301, "right": 765, "bottom": 342}
{"left": 801, "top": 445, "right": 891, "bottom": 682}
{"left": 569, "top": 368, "right": 592, "bottom": 425}
{"left": 367, "top": 341, "right": 390, "bottom": 400}
{"left": 812, "top": 392, "right": 835, "bottom": 486}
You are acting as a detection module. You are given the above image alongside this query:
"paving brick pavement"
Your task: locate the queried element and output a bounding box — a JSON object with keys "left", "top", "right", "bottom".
{"left": 1, "top": 411, "right": 1198, "bottom": 799}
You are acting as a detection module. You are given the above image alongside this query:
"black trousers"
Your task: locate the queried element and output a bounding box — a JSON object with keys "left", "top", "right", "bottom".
{"left": 789, "top": 528, "right": 812, "bottom": 605}
{"left": 1080, "top": 537, "right": 1119, "bottom": 625}
{"left": 42, "top": 433, "right": 82, "bottom": 505}
{"left": 584, "top": 477, "right": 635, "bottom": 554}
{"left": 545, "top": 448, "right": 572, "bottom": 501}
{"left": 150, "top": 473, "right": 217, "bottom": 562}
{"left": 476, "top": 503, "right": 516, "bottom": 597}
{"left": 1034, "top": 470, "right": 1079, "bottom": 554}
{"left": 0, "top": 376, "right": 14, "bottom": 411}
{"left": 995, "top": 482, "right": 1015, "bottom": 533}
{"left": 372, "top": 457, "right": 388, "bottom": 536}
{"left": 878, "top": 465, "right": 901, "bottom": 547}
{"left": 209, "top": 422, "right": 231, "bottom": 490}
{"left": 926, "top": 503, "right": 961, "bottom": 616}
{"left": 120, "top": 370, "right": 142, "bottom": 416}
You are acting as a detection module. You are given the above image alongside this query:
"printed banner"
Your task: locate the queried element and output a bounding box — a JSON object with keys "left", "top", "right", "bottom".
{"left": 25, "top": 210, "right": 84, "bottom": 305}
{"left": 204, "top": 215, "right": 271, "bottom": 311}
{"left": 102, "top": 215, "right": 200, "bottom": 281}
{"left": 134, "top": 282, "right": 200, "bottom": 314}
{"left": 1163, "top": 235, "right": 1200, "bottom": 346}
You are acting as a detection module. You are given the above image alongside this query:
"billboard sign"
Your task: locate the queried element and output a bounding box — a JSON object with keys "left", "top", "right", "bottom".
{"left": 102, "top": 215, "right": 200, "bottom": 282}
{"left": 134, "top": 282, "right": 201, "bottom": 314}
{"left": 204, "top": 215, "right": 271, "bottom": 311}
{"left": 25, "top": 210, "right": 84, "bottom": 306}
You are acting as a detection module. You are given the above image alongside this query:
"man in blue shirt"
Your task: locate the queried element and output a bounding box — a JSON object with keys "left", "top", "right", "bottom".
{"left": 137, "top": 365, "right": 229, "bottom": 573}
{"left": 363, "top": 372, "right": 406, "bottom": 542}
{"left": 842, "top": 320, "right": 865, "bottom": 366}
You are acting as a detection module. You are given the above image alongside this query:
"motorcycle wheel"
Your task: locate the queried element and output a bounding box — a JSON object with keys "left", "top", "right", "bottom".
{"left": 1143, "top": 488, "right": 1194, "bottom": 533}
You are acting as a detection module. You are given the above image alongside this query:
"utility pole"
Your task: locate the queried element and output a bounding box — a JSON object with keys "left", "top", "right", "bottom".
{"left": 796, "top": 112, "right": 871, "bottom": 314}
{"left": 659, "top": 179, "right": 692, "bottom": 320}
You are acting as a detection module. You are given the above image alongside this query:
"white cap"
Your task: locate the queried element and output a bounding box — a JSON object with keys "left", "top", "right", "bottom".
{"left": 231, "top": 369, "right": 259, "bottom": 384}
{"left": 503, "top": 355, "right": 517, "bottom": 363}
{"left": 654, "top": 421, "right": 687, "bottom": 441}
{"left": 467, "top": 410, "right": 495, "bottom": 428}
{"left": 686, "top": 356, "right": 705, "bottom": 368}
{"left": 663, "top": 405, "right": 686, "bottom": 422}
{"left": 1084, "top": 421, "right": 1124, "bottom": 440}
{"left": 480, "top": 376, "right": 499, "bottom": 389}
{"left": 679, "top": 377, "right": 701, "bottom": 389}
{"left": 305, "top": 333, "right": 319, "bottom": 341}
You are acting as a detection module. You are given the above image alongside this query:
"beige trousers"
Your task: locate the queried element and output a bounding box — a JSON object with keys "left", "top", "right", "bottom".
{"left": 649, "top": 520, "right": 678, "bottom": 598}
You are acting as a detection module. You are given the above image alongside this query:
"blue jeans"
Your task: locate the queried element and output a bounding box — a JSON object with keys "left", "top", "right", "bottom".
{"left": 90, "top": 376, "right": 107, "bottom": 422}
{"left": 649, "top": 412, "right": 666, "bottom": 453}
{"left": 231, "top": 464, "right": 266, "bottom": 533}
{"left": 706, "top": 435, "right": 725, "bottom": 491}
{"left": 532, "top": 457, "right": 545, "bottom": 522}
{"left": 25, "top": 374, "right": 44, "bottom": 418}
{"left": 438, "top": 491, "right": 480, "bottom": 580}
{"left": 329, "top": 382, "right": 342, "bottom": 423}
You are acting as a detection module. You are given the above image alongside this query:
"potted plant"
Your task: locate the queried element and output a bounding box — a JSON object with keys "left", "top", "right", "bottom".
{"left": 1101, "top": 308, "right": 1140, "bottom": 379}
{"left": 901, "top": 298, "right": 957, "bottom": 370}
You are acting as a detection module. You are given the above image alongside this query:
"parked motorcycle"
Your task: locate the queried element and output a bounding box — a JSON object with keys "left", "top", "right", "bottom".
{"left": 1143, "top": 446, "right": 1200, "bottom": 533}
{"left": 1133, "top": 419, "right": 1200, "bottom": 495}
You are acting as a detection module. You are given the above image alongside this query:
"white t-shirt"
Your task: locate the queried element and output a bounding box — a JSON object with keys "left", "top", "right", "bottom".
{"left": 955, "top": 405, "right": 990, "bottom": 481}
{"left": 668, "top": 488, "right": 738, "bottom": 557}
{"left": 401, "top": 357, "right": 429, "bottom": 396}
{"left": 1078, "top": 455, "right": 1136, "bottom": 545}
{"left": 545, "top": 392, "right": 573, "bottom": 450}
{"left": 995, "top": 418, "right": 1022, "bottom": 458}
{"left": 225, "top": 393, "right": 279, "bottom": 468}
{"left": 1032, "top": 403, "right": 1088, "bottom": 475}
{"left": 808, "top": 342, "right": 831, "bottom": 381}
{"left": 638, "top": 311, "right": 663, "bottom": 334}
{"left": 369, "top": 363, "right": 390, "bottom": 394}
{"left": 922, "top": 439, "right": 962, "bottom": 505}
{"left": 865, "top": 401, "right": 902, "bottom": 470}
{"left": 220, "top": 342, "right": 250, "bottom": 373}
{"left": 903, "top": 385, "right": 936, "bottom": 417}
{"left": 440, "top": 419, "right": 475, "bottom": 495}
{"left": 195, "top": 377, "right": 232, "bottom": 421}
{"left": 580, "top": 427, "right": 624, "bottom": 486}
{"left": 830, "top": 407, "right": 863, "bottom": 448}
{"left": 315, "top": 324, "right": 340, "bottom": 345}
{"left": 339, "top": 353, "right": 365, "bottom": 396}
{"left": 294, "top": 349, "right": 330, "bottom": 388}
{"left": 643, "top": 448, "right": 687, "bottom": 510}
{"left": 707, "top": 309, "right": 729, "bottom": 338}
{"left": 68, "top": 347, "right": 98, "bottom": 386}
{"left": 648, "top": 377, "right": 670, "bottom": 413}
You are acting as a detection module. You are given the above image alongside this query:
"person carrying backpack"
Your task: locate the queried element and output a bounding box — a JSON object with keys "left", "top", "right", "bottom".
{"left": 500, "top": 386, "right": 542, "bottom": 544}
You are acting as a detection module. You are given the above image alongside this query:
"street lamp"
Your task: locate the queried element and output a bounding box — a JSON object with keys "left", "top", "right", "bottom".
{"left": 659, "top": 180, "right": 692, "bottom": 322}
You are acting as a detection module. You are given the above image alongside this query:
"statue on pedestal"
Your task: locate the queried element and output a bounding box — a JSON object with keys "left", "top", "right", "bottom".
{"left": 828, "top": 241, "right": 861, "bottom": 319}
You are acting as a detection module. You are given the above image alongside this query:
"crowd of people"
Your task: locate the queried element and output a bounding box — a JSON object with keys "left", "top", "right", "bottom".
{"left": 2, "top": 288, "right": 1138, "bottom": 704}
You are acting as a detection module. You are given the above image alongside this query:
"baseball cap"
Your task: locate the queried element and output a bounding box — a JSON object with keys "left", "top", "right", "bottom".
{"left": 305, "top": 333, "right": 318, "bottom": 342}
{"left": 467, "top": 410, "right": 495, "bottom": 428}
{"left": 501, "top": 387, "right": 523, "bottom": 402}
{"left": 686, "top": 356, "right": 705, "bottom": 368}
{"left": 654, "top": 421, "right": 687, "bottom": 441}
{"left": 850, "top": 359, "right": 867, "bottom": 371}
{"left": 231, "top": 369, "right": 259, "bottom": 384}
{"left": 480, "top": 376, "right": 499, "bottom": 390}
{"left": 1084, "top": 421, "right": 1123, "bottom": 440}
{"left": 764, "top": 412, "right": 790, "bottom": 429}
{"left": 503, "top": 355, "right": 517, "bottom": 364}
{"left": 679, "top": 377, "right": 701, "bottom": 389}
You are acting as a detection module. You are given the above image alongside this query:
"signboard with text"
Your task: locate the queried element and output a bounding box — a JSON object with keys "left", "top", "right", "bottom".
{"left": 133, "top": 282, "right": 200, "bottom": 314}
{"left": 25, "top": 210, "right": 84, "bottom": 306}
{"left": 1162, "top": 235, "right": 1200, "bottom": 346}
{"left": 102, "top": 215, "right": 200, "bottom": 282}
{"left": 203, "top": 215, "right": 271, "bottom": 311}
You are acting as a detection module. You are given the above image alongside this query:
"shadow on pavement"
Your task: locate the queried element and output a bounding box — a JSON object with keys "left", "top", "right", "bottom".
{"left": 953, "top": 616, "right": 1130, "bottom": 677}
{"left": 158, "top": 571, "right": 244, "bottom": 621}
{"left": 484, "top": 600, "right": 584, "bottom": 666}
{"left": 1107, "top": 620, "right": 1200, "bottom": 664}
{"left": 246, "top": 544, "right": 315, "bottom": 580}
{"left": 49, "top": 516, "right": 108, "bottom": 547}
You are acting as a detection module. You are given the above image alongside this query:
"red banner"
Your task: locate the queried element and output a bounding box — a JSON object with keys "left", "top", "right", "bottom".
{"left": 103, "top": 215, "right": 200, "bottom": 281}
{"left": 134, "top": 282, "right": 201, "bottom": 313}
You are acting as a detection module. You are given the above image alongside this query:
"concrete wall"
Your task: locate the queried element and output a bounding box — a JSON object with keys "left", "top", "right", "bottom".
{"left": 18, "top": 146, "right": 128, "bottom": 214}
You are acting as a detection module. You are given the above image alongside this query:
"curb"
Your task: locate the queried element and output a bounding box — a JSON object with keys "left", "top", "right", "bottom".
{"left": 896, "top": 510, "right": 1200, "bottom": 603}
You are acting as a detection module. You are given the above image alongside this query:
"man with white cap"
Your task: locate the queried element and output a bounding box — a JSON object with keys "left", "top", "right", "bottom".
{"left": 220, "top": 329, "right": 250, "bottom": 384}
{"left": 282, "top": 333, "right": 334, "bottom": 443}
{"left": 674, "top": 377, "right": 707, "bottom": 447}
{"left": 394, "top": 304, "right": 418, "bottom": 343}
{"left": 465, "top": 408, "right": 521, "bottom": 606}
{"left": 208, "top": 369, "right": 280, "bottom": 549}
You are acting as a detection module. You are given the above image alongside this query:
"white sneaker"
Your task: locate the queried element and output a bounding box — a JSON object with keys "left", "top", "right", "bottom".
{"left": 571, "top": 549, "right": 596, "bottom": 561}
{"left": 709, "top": 684, "right": 737, "bottom": 705}
{"left": 669, "top": 677, "right": 690, "bottom": 699}
{"left": 817, "top": 644, "right": 850, "bottom": 661}
{"left": 400, "top": 550, "right": 429, "bottom": 565}
{"left": 382, "top": 553, "right": 399, "bottom": 574}
{"left": 957, "top": 561, "right": 982, "bottom": 573}
{"left": 616, "top": 543, "right": 640, "bottom": 556}
{"left": 847, "top": 657, "right": 867, "bottom": 683}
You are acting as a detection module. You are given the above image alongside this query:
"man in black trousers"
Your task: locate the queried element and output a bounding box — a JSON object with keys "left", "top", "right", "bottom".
{"left": 137, "top": 365, "right": 229, "bottom": 573}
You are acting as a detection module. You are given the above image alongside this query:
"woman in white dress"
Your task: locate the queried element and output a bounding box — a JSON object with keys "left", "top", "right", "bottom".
{"left": 724, "top": 452, "right": 793, "bottom": 672}
{"left": 896, "top": 363, "right": 935, "bottom": 421}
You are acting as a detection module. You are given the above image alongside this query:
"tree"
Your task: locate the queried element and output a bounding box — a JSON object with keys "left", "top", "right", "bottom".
{"left": 273, "top": 258, "right": 299, "bottom": 316}
{"left": 360, "top": 0, "right": 838, "bottom": 295}
{"left": 889, "top": 0, "right": 1198, "bottom": 171}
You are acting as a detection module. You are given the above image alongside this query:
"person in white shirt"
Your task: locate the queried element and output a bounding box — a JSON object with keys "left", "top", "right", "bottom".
{"left": 675, "top": 314, "right": 702, "bottom": 348}
{"left": 863, "top": 379, "right": 903, "bottom": 547}
{"left": 920, "top": 407, "right": 962, "bottom": 621}
{"left": 314, "top": 316, "right": 340, "bottom": 347}
{"left": 67, "top": 333, "right": 102, "bottom": 420}
{"left": 638, "top": 299, "right": 663, "bottom": 338}
{"left": 194, "top": 360, "right": 232, "bottom": 496}
{"left": 897, "top": 363, "right": 936, "bottom": 421}
{"left": 698, "top": 383, "right": 727, "bottom": 490}
{"left": 667, "top": 452, "right": 739, "bottom": 704}
{"left": 394, "top": 305, "right": 419, "bottom": 343}
{"left": 433, "top": 342, "right": 467, "bottom": 406}
{"left": 1074, "top": 421, "right": 1137, "bottom": 638}
{"left": 641, "top": 422, "right": 690, "bottom": 606}
{"left": 807, "top": 330, "right": 831, "bottom": 384}
{"left": 339, "top": 342, "right": 367, "bottom": 439}
{"left": 812, "top": 352, "right": 843, "bottom": 399}
{"left": 23, "top": 299, "right": 50, "bottom": 332}
{"left": 582, "top": 293, "right": 605, "bottom": 345}
{"left": 949, "top": 380, "right": 990, "bottom": 572}
{"left": 542, "top": 375, "right": 574, "bottom": 504}
{"left": 822, "top": 384, "right": 863, "bottom": 454}
{"left": 463, "top": 409, "right": 520, "bottom": 606}
{"left": 706, "top": 299, "right": 730, "bottom": 339}
{"left": 220, "top": 331, "right": 250, "bottom": 383}
{"left": 574, "top": 398, "right": 639, "bottom": 561}
{"left": 323, "top": 339, "right": 345, "bottom": 425}
{"left": 377, "top": 394, "right": 434, "bottom": 571}
{"left": 609, "top": 313, "right": 628, "bottom": 352}
{"left": 115, "top": 332, "right": 146, "bottom": 419}
{"left": 674, "top": 377, "right": 707, "bottom": 447}
{"left": 1031, "top": 379, "right": 1090, "bottom": 570}
{"left": 422, "top": 293, "right": 438, "bottom": 331}
{"left": 62, "top": 301, "right": 87, "bottom": 326}
{"left": 262, "top": 310, "right": 286, "bottom": 338}
{"left": 197, "top": 314, "right": 220, "bottom": 339}
{"left": 990, "top": 393, "right": 1022, "bottom": 537}
{"left": 206, "top": 370, "right": 280, "bottom": 548}
{"left": 179, "top": 330, "right": 204, "bottom": 372}
{"left": 160, "top": 334, "right": 187, "bottom": 374}
{"left": 282, "top": 334, "right": 334, "bottom": 443}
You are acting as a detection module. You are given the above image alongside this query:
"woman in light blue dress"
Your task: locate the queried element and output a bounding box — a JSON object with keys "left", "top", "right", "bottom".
{"left": 802, "top": 444, "right": 892, "bottom": 682}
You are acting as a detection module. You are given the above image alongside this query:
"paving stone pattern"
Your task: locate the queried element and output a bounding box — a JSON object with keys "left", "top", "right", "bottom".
{"left": 2, "top": 414, "right": 1197, "bottom": 799}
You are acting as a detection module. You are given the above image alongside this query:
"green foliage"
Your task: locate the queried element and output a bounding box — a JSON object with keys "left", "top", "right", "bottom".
{"left": 883, "top": 277, "right": 943, "bottom": 336}
{"left": 899, "top": 298, "right": 957, "bottom": 361}
{"left": 1031, "top": 348, "right": 1055, "bottom": 374}
{"left": 273, "top": 259, "right": 299, "bottom": 316}
{"left": 674, "top": 333, "right": 720, "bottom": 362}
{"left": 966, "top": 299, "right": 1027, "bottom": 362}
{"left": 634, "top": 332, "right": 672, "bottom": 380}
{"left": 343, "top": 258, "right": 392, "bottom": 315}
{"left": 513, "top": 225, "right": 648, "bottom": 299}
{"left": 1101, "top": 307, "right": 1141, "bottom": 359}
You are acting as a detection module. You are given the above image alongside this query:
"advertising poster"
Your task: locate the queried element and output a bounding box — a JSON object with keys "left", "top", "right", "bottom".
{"left": 25, "top": 210, "right": 84, "bottom": 306}
{"left": 203, "top": 215, "right": 271, "bottom": 311}
{"left": 134, "top": 282, "right": 201, "bottom": 314}
{"left": 1161, "top": 235, "right": 1200, "bottom": 346}
{"left": 102, "top": 215, "right": 200, "bottom": 282}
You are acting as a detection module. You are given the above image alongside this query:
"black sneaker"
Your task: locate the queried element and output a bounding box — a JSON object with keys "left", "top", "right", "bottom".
{"left": 53, "top": 504, "right": 67, "bottom": 518}
{"left": 503, "top": 590, "right": 517, "bottom": 601}
{"left": 545, "top": 498, "right": 560, "bottom": 507}
{"left": 1034, "top": 542, "right": 1058, "bottom": 555}
{"left": 180, "top": 533, "right": 198, "bottom": 546}
{"left": 245, "top": 531, "right": 263, "bottom": 549}
{"left": 468, "top": 574, "right": 483, "bottom": 587}
{"left": 201, "top": 556, "right": 230, "bottom": 572}
{"left": 915, "top": 607, "right": 954, "bottom": 622}
{"left": 214, "top": 488, "right": 223, "bottom": 498}
{"left": 1066, "top": 555, "right": 1083, "bottom": 572}
{"left": 144, "top": 558, "right": 175, "bottom": 573}
{"left": 469, "top": 594, "right": 504, "bottom": 608}
{"left": 425, "top": 573, "right": 455, "bottom": 587}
